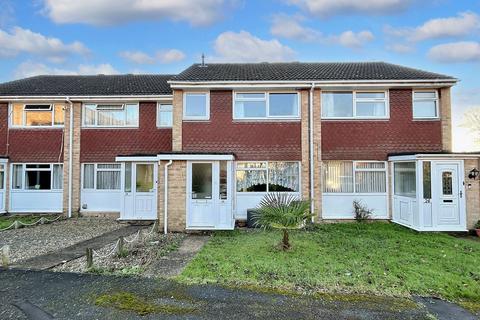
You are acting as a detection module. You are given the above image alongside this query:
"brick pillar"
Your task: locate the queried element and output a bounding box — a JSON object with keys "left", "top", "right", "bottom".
{"left": 158, "top": 160, "right": 186, "bottom": 232}
{"left": 172, "top": 90, "right": 183, "bottom": 151}
{"left": 313, "top": 89, "right": 322, "bottom": 220}
{"left": 63, "top": 102, "right": 81, "bottom": 216}
{"left": 300, "top": 90, "right": 310, "bottom": 200}
{"left": 465, "top": 158, "right": 480, "bottom": 229}
{"left": 440, "top": 87, "right": 452, "bottom": 152}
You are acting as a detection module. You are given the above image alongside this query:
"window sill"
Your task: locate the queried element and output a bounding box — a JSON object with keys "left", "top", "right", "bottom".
{"left": 232, "top": 118, "right": 301, "bottom": 122}
{"left": 321, "top": 118, "right": 389, "bottom": 121}
{"left": 412, "top": 118, "right": 440, "bottom": 121}
{"left": 9, "top": 126, "right": 64, "bottom": 129}
{"left": 81, "top": 126, "right": 139, "bottom": 129}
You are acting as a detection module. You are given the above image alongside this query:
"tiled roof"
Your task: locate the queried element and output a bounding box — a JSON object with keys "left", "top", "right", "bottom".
{"left": 172, "top": 62, "right": 455, "bottom": 82}
{"left": 0, "top": 74, "right": 174, "bottom": 96}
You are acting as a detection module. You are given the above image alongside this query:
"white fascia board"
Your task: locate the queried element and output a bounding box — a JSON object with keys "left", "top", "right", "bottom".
{"left": 157, "top": 154, "right": 235, "bottom": 161}
{"left": 389, "top": 153, "right": 480, "bottom": 161}
{"left": 0, "top": 158, "right": 8, "bottom": 163}
{"left": 0, "top": 95, "right": 173, "bottom": 102}
{"left": 115, "top": 156, "right": 160, "bottom": 162}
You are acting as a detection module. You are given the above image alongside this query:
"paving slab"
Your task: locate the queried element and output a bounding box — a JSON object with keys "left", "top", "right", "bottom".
{"left": 11, "top": 225, "right": 145, "bottom": 270}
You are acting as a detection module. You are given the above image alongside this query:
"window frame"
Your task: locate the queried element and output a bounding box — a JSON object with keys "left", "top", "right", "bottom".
{"left": 233, "top": 91, "right": 301, "bottom": 120}
{"left": 322, "top": 160, "right": 388, "bottom": 195}
{"left": 81, "top": 163, "right": 123, "bottom": 191}
{"left": 10, "top": 163, "right": 63, "bottom": 192}
{"left": 321, "top": 90, "right": 390, "bottom": 120}
{"left": 412, "top": 90, "right": 439, "bottom": 120}
{"left": 183, "top": 92, "right": 210, "bottom": 121}
{"left": 156, "top": 102, "right": 173, "bottom": 128}
{"left": 81, "top": 103, "right": 140, "bottom": 128}
{"left": 10, "top": 103, "right": 65, "bottom": 128}
{"left": 235, "top": 161, "right": 301, "bottom": 193}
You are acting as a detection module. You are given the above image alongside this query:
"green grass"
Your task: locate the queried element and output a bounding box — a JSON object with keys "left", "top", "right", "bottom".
{"left": 0, "top": 215, "right": 59, "bottom": 230}
{"left": 178, "top": 222, "right": 480, "bottom": 311}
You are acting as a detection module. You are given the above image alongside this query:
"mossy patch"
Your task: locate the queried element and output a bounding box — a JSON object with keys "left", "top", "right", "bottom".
{"left": 458, "top": 300, "right": 480, "bottom": 314}
{"left": 95, "top": 291, "right": 197, "bottom": 316}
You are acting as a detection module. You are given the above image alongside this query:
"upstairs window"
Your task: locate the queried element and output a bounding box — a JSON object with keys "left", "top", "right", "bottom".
{"left": 234, "top": 92, "right": 299, "bottom": 119}
{"left": 157, "top": 103, "right": 173, "bottom": 127}
{"left": 184, "top": 93, "right": 209, "bottom": 120}
{"left": 322, "top": 91, "right": 388, "bottom": 119}
{"left": 82, "top": 103, "right": 139, "bottom": 127}
{"left": 413, "top": 91, "right": 438, "bottom": 119}
{"left": 11, "top": 104, "right": 64, "bottom": 127}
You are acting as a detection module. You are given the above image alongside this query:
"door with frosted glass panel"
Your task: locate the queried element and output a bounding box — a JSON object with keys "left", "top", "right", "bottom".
{"left": 188, "top": 162, "right": 216, "bottom": 227}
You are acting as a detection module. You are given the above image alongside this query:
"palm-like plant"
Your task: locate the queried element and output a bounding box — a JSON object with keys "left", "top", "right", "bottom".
{"left": 252, "top": 193, "right": 311, "bottom": 251}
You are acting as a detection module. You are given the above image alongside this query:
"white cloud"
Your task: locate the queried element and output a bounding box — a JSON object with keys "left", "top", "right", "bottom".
{"left": 332, "top": 30, "right": 374, "bottom": 49}
{"left": 120, "top": 49, "right": 186, "bottom": 64}
{"left": 14, "top": 61, "right": 119, "bottom": 79}
{"left": 287, "top": 0, "right": 410, "bottom": 17}
{"left": 386, "top": 43, "right": 415, "bottom": 54}
{"left": 386, "top": 12, "right": 480, "bottom": 42}
{"left": 211, "top": 31, "right": 296, "bottom": 62}
{"left": 427, "top": 41, "right": 480, "bottom": 63}
{"left": 42, "top": 0, "right": 228, "bottom": 26}
{"left": 0, "top": 26, "right": 89, "bottom": 63}
{"left": 270, "top": 14, "right": 321, "bottom": 42}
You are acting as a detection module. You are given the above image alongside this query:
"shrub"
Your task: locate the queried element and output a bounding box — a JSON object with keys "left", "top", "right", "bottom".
{"left": 474, "top": 220, "right": 480, "bottom": 229}
{"left": 353, "top": 200, "right": 373, "bottom": 222}
{"left": 252, "top": 193, "right": 311, "bottom": 250}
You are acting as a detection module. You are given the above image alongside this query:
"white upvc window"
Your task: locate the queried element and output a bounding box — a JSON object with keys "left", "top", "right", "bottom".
{"left": 10, "top": 104, "right": 65, "bottom": 127}
{"left": 11, "top": 163, "right": 63, "bottom": 191}
{"left": 322, "top": 91, "right": 389, "bottom": 119}
{"left": 236, "top": 161, "right": 300, "bottom": 192}
{"left": 183, "top": 92, "right": 209, "bottom": 120}
{"left": 393, "top": 162, "right": 417, "bottom": 198}
{"left": 82, "top": 103, "right": 139, "bottom": 127}
{"left": 233, "top": 92, "right": 300, "bottom": 119}
{"left": 413, "top": 90, "right": 439, "bottom": 119}
{"left": 157, "top": 103, "right": 173, "bottom": 127}
{"left": 82, "top": 163, "right": 122, "bottom": 190}
{"left": 323, "top": 161, "right": 387, "bottom": 194}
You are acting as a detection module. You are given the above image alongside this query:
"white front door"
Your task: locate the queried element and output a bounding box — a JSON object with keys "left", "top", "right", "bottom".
{"left": 432, "top": 162, "right": 466, "bottom": 230}
{"left": 187, "top": 161, "right": 233, "bottom": 230}
{"left": 122, "top": 162, "right": 157, "bottom": 220}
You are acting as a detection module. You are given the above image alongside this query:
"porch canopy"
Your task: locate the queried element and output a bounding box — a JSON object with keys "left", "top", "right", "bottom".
{"left": 388, "top": 153, "right": 480, "bottom": 232}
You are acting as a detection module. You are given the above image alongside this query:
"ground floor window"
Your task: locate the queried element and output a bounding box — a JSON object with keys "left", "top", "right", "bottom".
{"left": 393, "top": 162, "right": 416, "bottom": 198}
{"left": 82, "top": 163, "right": 121, "bottom": 190}
{"left": 236, "top": 161, "right": 300, "bottom": 192}
{"left": 323, "top": 161, "right": 387, "bottom": 194}
{"left": 0, "top": 164, "right": 4, "bottom": 189}
{"left": 12, "top": 163, "right": 63, "bottom": 190}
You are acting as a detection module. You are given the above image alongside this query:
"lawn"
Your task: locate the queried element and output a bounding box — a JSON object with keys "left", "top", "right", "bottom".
{"left": 178, "top": 222, "right": 480, "bottom": 311}
{"left": 0, "top": 214, "right": 59, "bottom": 230}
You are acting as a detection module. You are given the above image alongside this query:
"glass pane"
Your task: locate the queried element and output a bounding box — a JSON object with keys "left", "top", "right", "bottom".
{"left": 414, "top": 91, "right": 436, "bottom": 99}
{"left": 83, "top": 164, "right": 94, "bottom": 189}
{"left": 322, "top": 92, "right": 353, "bottom": 117}
{"left": 136, "top": 164, "right": 154, "bottom": 192}
{"left": 97, "top": 170, "right": 121, "bottom": 190}
{"left": 236, "top": 93, "right": 265, "bottom": 99}
{"left": 25, "top": 170, "right": 51, "bottom": 190}
{"left": 125, "top": 163, "right": 132, "bottom": 192}
{"left": 0, "top": 171, "right": 3, "bottom": 189}
{"left": 234, "top": 100, "right": 266, "bottom": 118}
{"left": 13, "top": 164, "right": 23, "bottom": 189}
{"left": 185, "top": 94, "right": 207, "bottom": 117}
{"left": 323, "top": 161, "right": 354, "bottom": 193}
{"left": 84, "top": 105, "right": 96, "bottom": 125}
{"left": 158, "top": 105, "right": 173, "bottom": 127}
{"left": 125, "top": 104, "right": 138, "bottom": 126}
{"left": 442, "top": 172, "right": 453, "bottom": 195}
{"left": 356, "top": 92, "right": 385, "bottom": 99}
{"left": 25, "top": 111, "right": 52, "bottom": 126}
{"left": 355, "top": 171, "right": 386, "bottom": 193}
{"left": 423, "top": 161, "right": 431, "bottom": 199}
{"left": 191, "top": 163, "right": 212, "bottom": 199}
{"left": 12, "top": 104, "right": 23, "bottom": 126}
{"left": 54, "top": 105, "right": 65, "bottom": 125}
{"left": 268, "top": 162, "right": 299, "bottom": 192}
{"left": 237, "top": 162, "right": 267, "bottom": 169}
{"left": 356, "top": 102, "right": 386, "bottom": 117}
{"left": 52, "top": 164, "right": 63, "bottom": 189}
{"left": 236, "top": 169, "right": 267, "bottom": 192}
{"left": 26, "top": 164, "right": 50, "bottom": 169}
{"left": 269, "top": 93, "right": 298, "bottom": 117}
{"left": 97, "top": 164, "right": 121, "bottom": 169}
{"left": 98, "top": 109, "right": 124, "bottom": 126}
{"left": 219, "top": 161, "right": 228, "bottom": 200}
{"left": 413, "top": 100, "right": 437, "bottom": 118}
{"left": 394, "top": 162, "right": 416, "bottom": 198}
{"left": 355, "top": 162, "right": 385, "bottom": 169}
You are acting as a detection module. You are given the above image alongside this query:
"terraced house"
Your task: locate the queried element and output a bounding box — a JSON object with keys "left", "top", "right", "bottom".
{"left": 0, "top": 62, "right": 478, "bottom": 233}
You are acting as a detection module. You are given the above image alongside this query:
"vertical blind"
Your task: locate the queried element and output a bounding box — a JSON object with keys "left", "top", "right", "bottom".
{"left": 323, "top": 161, "right": 386, "bottom": 193}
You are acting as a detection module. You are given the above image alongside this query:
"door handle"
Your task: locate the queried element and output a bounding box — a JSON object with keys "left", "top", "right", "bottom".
{"left": 459, "top": 191, "right": 463, "bottom": 198}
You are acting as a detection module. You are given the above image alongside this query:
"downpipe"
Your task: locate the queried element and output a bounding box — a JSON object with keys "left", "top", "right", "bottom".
{"left": 66, "top": 97, "right": 73, "bottom": 219}
{"left": 309, "top": 83, "right": 315, "bottom": 223}
{"left": 164, "top": 160, "right": 173, "bottom": 234}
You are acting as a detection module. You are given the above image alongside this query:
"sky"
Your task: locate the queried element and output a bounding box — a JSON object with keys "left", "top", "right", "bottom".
{"left": 0, "top": 0, "right": 479, "bottom": 151}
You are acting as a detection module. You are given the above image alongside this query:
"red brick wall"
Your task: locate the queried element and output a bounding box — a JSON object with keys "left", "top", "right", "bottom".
{"left": 0, "top": 104, "right": 8, "bottom": 157}
{"left": 182, "top": 90, "right": 302, "bottom": 161}
{"left": 321, "top": 89, "right": 443, "bottom": 160}
{"left": 80, "top": 102, "right": 172, "bottom": 162}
